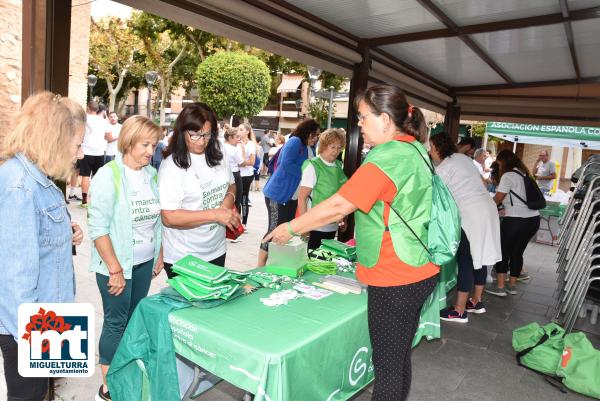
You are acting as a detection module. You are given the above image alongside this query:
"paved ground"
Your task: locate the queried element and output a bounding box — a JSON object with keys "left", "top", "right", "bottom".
{"left": 1, "top": 181, "right": 599, "bottom": 401}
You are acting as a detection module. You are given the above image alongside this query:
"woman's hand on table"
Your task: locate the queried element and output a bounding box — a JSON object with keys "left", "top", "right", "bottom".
{"left": 71, "top": 222, "right": 83, "bottom": 246}
{"left": 215, "top": 208, "right": 241, "bottom": 231}
{"left": 263, "top": 223, "right": 293, "bottom": 245}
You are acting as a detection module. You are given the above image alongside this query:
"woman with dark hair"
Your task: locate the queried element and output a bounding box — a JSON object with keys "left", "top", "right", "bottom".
{"left": 429, "top": 132, "right": 501, "bottom": 323}
{"left": 265, "top": 85, "right": 441, "bottom": 400}
{"left": 485, "top": 150, "right": 540, "bottom": 297}
{"left": 158, "top": 102, "right": 241, "bottom": 277}
{"left": 258, "top": 118, "right": 320, "bottom": 266}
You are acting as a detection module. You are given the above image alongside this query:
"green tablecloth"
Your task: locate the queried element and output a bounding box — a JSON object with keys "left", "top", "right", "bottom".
{"left": 169, "top": 264, "right": 456, "bottom": 401}
{"left": 540, "top": 203, "right": 567, "bottom": 218}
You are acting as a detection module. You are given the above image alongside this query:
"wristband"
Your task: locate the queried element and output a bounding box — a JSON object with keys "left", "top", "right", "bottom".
{"left": 286, "top": 221, "right": 299, "bottom": 237}
{"left": 109, "top": 269, "right": 123, "bottom": 276}
{"left": 223, "top": 192, "right": 236, "bottom": 202}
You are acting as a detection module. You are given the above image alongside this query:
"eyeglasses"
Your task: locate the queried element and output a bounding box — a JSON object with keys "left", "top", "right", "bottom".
{"left": 187, "top": 130, "right": 211, "bottom": 141}
{"left": 357, "top": 112, "right": 373, "bottom": 122}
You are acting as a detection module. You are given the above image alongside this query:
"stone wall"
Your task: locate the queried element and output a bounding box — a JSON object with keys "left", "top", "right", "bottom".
{"left": 0, "top": 0, "right": 23, "bottom": 141}
{"left": 0, "top": 0, "right": 90, "bottom": 145}
{"left": 69, "top": 2, "right": 92, "bottom": 108}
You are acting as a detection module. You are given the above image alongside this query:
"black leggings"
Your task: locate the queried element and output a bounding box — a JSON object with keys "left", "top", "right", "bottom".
{"left": 457, "top": 229, "right": 488, "bottom": 292}
{"left": 0, "top": 335, "right": 48, "bottom": 401}
{"left": 307, "top": 230, "right": 336, "bottom": 251}
{"left": 368, "top": 274, "right": 438, "bottom": 401}
{"left": 163, "top": 253, "right": 226, "bottom": 279}
{"left": 260, "top": 197, "right": 297, "bottom": 251}
{"left": 241, "top": 175, "right": 254, "bottom": 225}
{"left": 495, "top": 216, "right": 541, "bottom": 277}
{"left": 232, "top": 171, "right": 243, "bottom": 214}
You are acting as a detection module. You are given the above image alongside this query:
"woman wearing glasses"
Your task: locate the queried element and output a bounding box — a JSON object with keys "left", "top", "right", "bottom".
{"left": 265, "top": 85, "right": 439, "bottom": 400}
{"left": 297, "top": 128, "right": 348, "bottom": 251}
{"left": 159, "top": 103, "right": 241, "bottom": 278}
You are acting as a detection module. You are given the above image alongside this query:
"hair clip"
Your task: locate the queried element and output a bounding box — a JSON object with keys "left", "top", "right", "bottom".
{"left": 52, "top": 94, "right": 62, "bottom": 102}
{"left": 407, "top": 104, "right": 414, "bottom": 119}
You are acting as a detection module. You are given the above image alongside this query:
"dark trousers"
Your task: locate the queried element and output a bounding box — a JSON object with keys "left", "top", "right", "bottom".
{"left": 368, "top": 274, "right": 438, "bottom": 401}
{"left": 96, "top": 259, "right": 153, "bottom": 365}
{"left": 457, "top": 229, "right": 488, "bottom": 292}
{"left": 241, "top": 175, "right": 254, "bottom": 225}
{"left": 233, "top": 171, "right": 243, "bottom": 214}
{"left": 260, "top": 197, "right": 297, "bottom": 251}
{"left": 163, "top": 253, "right": 226, "bottom": 279}
{"left": 307, "top": 230, "right": 336, "bottom": 251}
{"left": 0, "top": 335, "right": 48, "bottom": 401}
{"left": 495, "top": 216, "right": 541, "bottom": 277}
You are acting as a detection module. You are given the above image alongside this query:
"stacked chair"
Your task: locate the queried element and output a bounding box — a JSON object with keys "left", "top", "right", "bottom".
{"left": 552, "top": 163, "right": 600, "bottom": 333}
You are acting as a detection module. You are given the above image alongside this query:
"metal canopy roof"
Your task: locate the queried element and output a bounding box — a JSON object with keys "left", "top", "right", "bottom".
{"left": 120, "top": 0, "right": 600, "bottom": 126}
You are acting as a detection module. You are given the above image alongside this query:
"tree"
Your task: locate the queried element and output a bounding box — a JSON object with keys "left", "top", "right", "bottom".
{"left": 89, "top": 17, "right": 142, "bottom": 112}
{"left": 130, "top": 12, "right": 194, "bottom": 125}
{"left": 196, "top": 52, "right": 271, "bottom": 119}
{"left": 308, "top": 98, "right": 336, "bottom": 129}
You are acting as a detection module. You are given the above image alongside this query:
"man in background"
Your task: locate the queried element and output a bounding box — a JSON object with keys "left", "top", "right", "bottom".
{"left": 533, "top": 150, "right": 556, "bottom": 194}
{"left": 79, "top": 100, "right": 110, "bottom": 208}
{"left": 457, "top": 137, "right": 476, "bottom": 158}
{"left": 104, "top": 111, "right": 121, "bottom": 163}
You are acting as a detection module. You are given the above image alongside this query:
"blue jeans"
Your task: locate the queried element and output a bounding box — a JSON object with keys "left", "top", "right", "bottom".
{"left": 96, "top": 259, "right": 153, "bottom": 365}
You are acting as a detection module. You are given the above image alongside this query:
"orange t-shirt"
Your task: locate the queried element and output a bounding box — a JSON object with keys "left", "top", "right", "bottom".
{"left": 338, "top": 136, "right": 440, "bottom": 287}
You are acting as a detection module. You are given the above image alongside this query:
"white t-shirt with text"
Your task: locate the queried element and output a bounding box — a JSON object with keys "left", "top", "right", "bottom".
{"left": 124, "top": 166, "right": 161, "bottom": 265}
{"left": 82, "top": 114, "right": 109, "bottom": 156}
{"left": 159, "top": 152, "right": 235, "bottom": 264}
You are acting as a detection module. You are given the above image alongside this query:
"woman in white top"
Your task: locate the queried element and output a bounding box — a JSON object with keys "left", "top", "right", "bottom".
{"left": 298, "top": 128, "right": 348, "bottom": 251}
{"left": 429, "top": 132, "right": 502, "bottom": 323}
{"left": 224, "top": 128, "right": 245, "bottom": 213}
{"left": 159, "top": 103, "right": 241, "bottom": 278}
{"left": 486, "top": 150, "right": 541, "bottom": 297}
{"left": 238, "top": 123, "right": 257, "bottom": 227}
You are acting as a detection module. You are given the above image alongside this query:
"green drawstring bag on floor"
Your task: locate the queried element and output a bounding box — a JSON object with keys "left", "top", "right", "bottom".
{"left": 512, "top": 322, "right": 565, "bottom": 375}
{"left": 556, "top": 332, "right": 600, "bottom": 399}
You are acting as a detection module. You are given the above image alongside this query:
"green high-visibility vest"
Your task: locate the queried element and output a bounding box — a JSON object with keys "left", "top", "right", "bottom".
{"left": 301, "top": 157, "right": 348, "bottom": 206}
{"left": 354, "top": 140, "right": 432, "bottom": 268}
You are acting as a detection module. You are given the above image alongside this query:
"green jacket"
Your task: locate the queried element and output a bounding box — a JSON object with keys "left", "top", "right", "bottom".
{"left": 88, "top": 153, "right": 161, "bottom": 279}
{"left": 355, "top": 140, "right": 432, "bottom": 268}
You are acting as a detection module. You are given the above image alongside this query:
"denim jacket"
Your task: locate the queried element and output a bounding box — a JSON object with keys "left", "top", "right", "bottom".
{"left": 0, "top": 154, "right": 75, "bottom": 339}
{"left": 263, "top": 136, "right": 309, "bottom": 204}
{"left": 88, "top": 153, "right": 161, "bottom": 279}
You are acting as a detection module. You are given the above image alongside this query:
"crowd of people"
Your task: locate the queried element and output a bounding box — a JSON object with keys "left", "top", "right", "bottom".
{"left": 0, "top": 84, "right": 553, "bottom": 401}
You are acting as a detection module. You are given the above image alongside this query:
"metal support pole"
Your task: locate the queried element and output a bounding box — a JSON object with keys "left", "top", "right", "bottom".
{"left": 327, "top": 86, "right": 334, "bottom": 129}
{"left": 147, "top": 86, "right": 152, "bottom": 119}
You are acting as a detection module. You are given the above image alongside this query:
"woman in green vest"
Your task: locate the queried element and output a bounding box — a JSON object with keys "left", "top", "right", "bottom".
{"left": 298, "top": 128, "right": 348, "bottom": 250}
{"left": 265, "top": 84, "right": 439, "bottom": 401}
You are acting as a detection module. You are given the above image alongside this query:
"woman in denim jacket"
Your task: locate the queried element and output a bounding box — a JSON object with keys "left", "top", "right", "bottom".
{"left": 87, "top": 116, "right": 163, "bottom": 401}
{"left": 0, "top": 92, "right": 86, "bottom": 401}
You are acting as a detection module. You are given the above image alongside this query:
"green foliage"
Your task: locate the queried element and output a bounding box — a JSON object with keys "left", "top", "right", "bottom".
{"left": 320, "top": 71, "right": 344, "bottom": 92}
{"left": 196, "top": 52, "right": 271, "bottom": 118}
{"left": 308, "top": 98, "right": 336, "bottom": 129}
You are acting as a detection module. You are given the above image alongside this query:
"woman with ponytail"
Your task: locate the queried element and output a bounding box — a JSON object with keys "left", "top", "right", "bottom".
{"left": 265, "top": 84, "right": 439, "bottom": 401}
